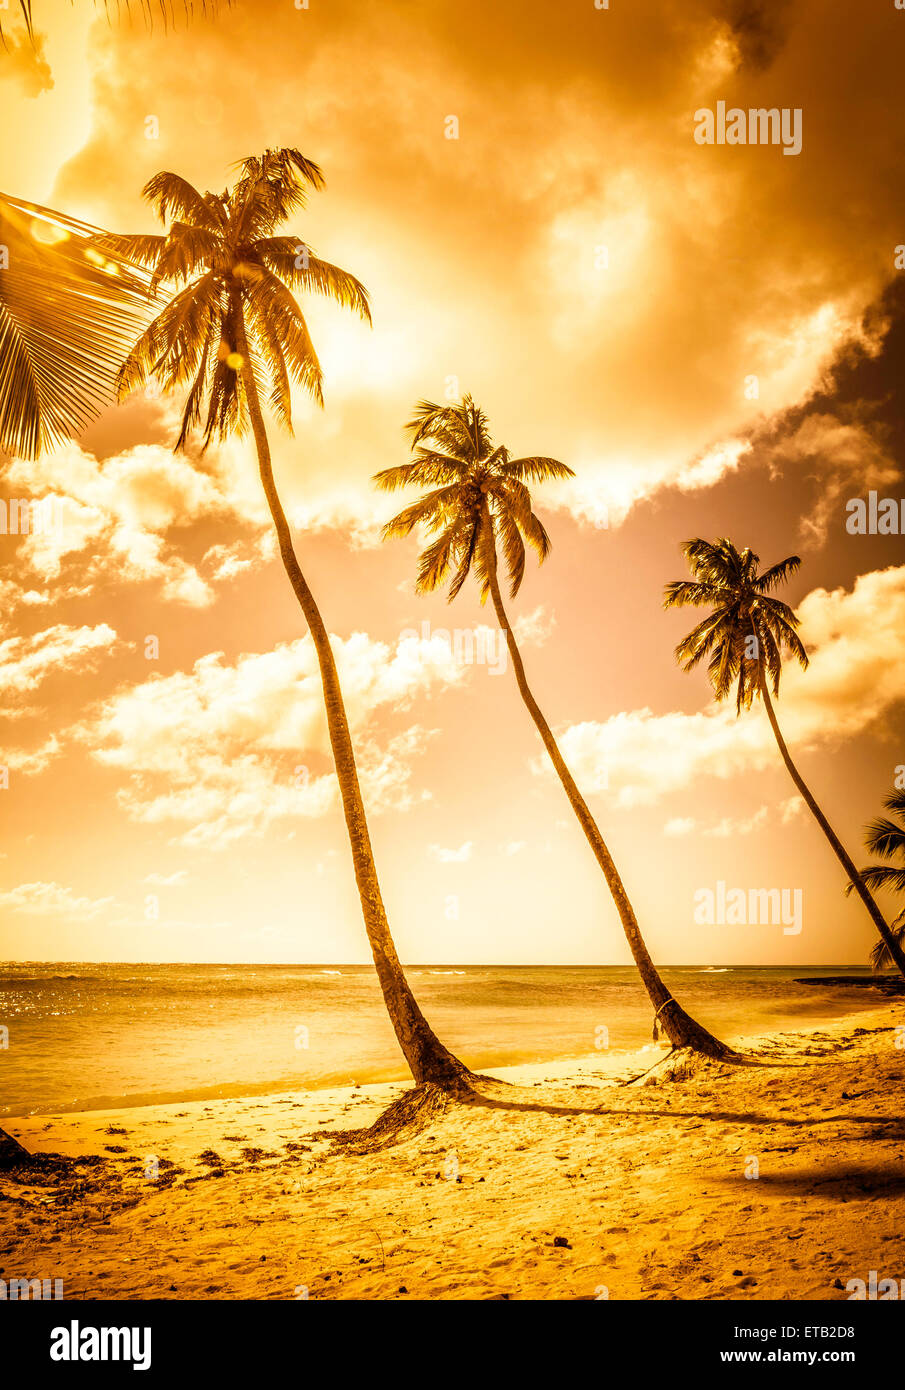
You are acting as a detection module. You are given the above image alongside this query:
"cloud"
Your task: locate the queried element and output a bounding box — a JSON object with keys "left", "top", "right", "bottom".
{"left": 0, "top": 623, "right": 117, "bottom": 699}
{"left": 76, "top": 628, "right": 470, "bottom": 848}
{"left": 2, "top": 441, "right": 264, "bottom": 609}
{"left": 766, "top": 414, "right": 901, "bottom": 547}
{"left": 664, "top": 818, "right": 696, "bottom": 837}
{"left": 143, "top": 870, "right": 189, "bottom": 886}
{"left": 428, "top": 841, "right": 473, "bottom": 863}
{"left": 512, "top": 606, "right": 557, "bottom": 647}
{"left": 666, "top": 797, "right": 801, "bottom": 838}
{"left": 702, "top": 805, "right": 769, "bottom": 837}
{"left": 1, "top": 736, "right": 63, "bottom": 776}
{"left": 0, "top": 881, "right": 113, "bottom": 920}
{"left": 540, "top": 567, "right": 905, "bottom": 805}
{"left": 43, "top": 0, "right": 905, "bottom": 536}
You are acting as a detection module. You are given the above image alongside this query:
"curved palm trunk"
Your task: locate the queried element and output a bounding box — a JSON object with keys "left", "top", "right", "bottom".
{"left": 758, "top": 671, "right": 905, "bottom": 981}
{"left": 481, "top": 513, "right": 729, "bottom": 1057}
{"left": 235, "top": 318, "right": 471, "bottom": 1088}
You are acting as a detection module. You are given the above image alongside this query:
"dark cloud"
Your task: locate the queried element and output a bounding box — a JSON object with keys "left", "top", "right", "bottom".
{"left": 722, "top": 0, "right": 795, "bottom": 70}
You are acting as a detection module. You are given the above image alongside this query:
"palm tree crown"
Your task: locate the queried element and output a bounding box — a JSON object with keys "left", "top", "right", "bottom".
{"left": 101, "top": 148, "right": 371, "bottom": 442}
{"left": 850, "top": 788, "right": 905, "bottom": 969}
{"left": 373, "top": 395, "right": 573, "bottom": 599}
{"left": 663, "top": 537, "right": 807, "bottom": 712}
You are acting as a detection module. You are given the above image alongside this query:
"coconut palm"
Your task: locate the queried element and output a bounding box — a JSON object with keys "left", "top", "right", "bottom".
{"left": 848, "top": 788, "right": 905, "bottom": 971}
{"left": 106, "top": 150, "right": 471, "bottom": 1090}
{"left": 0, "top": 193, "right": 154, "bottom": 459}
{"left": 375, "top": 395, "right": 730, "bottom": 1058}
{"left": 664, "top": 537, "right": 905, "bottom": 979}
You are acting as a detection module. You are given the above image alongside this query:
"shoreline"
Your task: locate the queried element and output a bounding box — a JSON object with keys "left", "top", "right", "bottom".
{"left": 4, "top": 974, "right": 899, "bottom": 1121}
{"left": 3, "top": 1000, "right": 905, "bottom": 1300}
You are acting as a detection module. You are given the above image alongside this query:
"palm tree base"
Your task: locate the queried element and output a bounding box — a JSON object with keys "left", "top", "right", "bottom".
{"left": 407, "top": 1041, "right": 476, "bottom": 1089}
{"left": 0, "top": 1127, "right": 31, "bottom": 1170}
{"left": 327, "top": 1071, "right": 498, "bottom": 1153}
{"left": 659, "top": 1002, "right": 737, "bottom": 1060}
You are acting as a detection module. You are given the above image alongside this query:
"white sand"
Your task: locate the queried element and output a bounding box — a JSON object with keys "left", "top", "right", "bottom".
{"left": 3, "top": 1002, "right": 904, "bottom": 1300}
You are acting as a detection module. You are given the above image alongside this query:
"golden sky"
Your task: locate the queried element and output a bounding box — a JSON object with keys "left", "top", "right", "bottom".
{"left": 1, "top": 0, "right": 904, "bottom": 965}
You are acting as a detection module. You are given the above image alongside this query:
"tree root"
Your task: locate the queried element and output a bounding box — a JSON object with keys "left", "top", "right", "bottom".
{"left": 324, "top": 1075, "right": 498, "bottom": 1154}
{"left": 622, "top": 1044, "right": 743, "bottom": 1086}
{"left": 0, "top": 1127, "right": 31, "bottom": 1171}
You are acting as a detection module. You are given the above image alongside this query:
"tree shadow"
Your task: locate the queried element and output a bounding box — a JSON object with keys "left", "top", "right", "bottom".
{"left": 458, "top": 1083, "right": 903, "bottom": 1135}
{"left": 711, "top": 1163, "right": 905, "bottom": 1199}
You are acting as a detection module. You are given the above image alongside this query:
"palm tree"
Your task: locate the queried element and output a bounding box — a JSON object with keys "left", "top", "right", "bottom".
{"left": 848, "top": 788, "right": 905, "bottom": 971}
{"left": 0, "top": 192, "right": 154, "bottom": 459}
{"left": 664, "top": 537, "right": 905, "bottom": 980}
{"left": 375, "top": 395, "right": 730, "bottom": 1058}
{"left": 106, "top": 150, "right": 471, "bottom": 1090}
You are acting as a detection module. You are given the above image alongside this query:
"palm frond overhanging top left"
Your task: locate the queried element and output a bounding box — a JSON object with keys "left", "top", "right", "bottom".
{"left": 0, "top": 193, "right": 156, "bottom": 459}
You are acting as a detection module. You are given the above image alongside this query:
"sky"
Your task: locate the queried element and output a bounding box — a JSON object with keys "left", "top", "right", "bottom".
{"left": 1, "top": 0, "right": 904, "bottom": 967}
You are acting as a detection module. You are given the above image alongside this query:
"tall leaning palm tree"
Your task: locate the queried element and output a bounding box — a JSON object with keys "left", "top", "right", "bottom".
{"left": 664, "top": 537, "right": 905, "bottom": 980}
{"left": 105, "top": 150, "right": 471, "bottom": 1091}
{"left": 849, "top": 788, "right": 905, "bottom": 971}
{"left": 375, "top": 396, "right": 730, "bottom": 1058}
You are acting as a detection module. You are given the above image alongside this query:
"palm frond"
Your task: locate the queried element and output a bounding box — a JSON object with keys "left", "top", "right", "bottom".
{"left": 142, "top": 172, "right": 224, "bottom": 231}
{"left": 374, "top": 453, "right": 466, "bottom": 492}
{"left": 254, "top": 240, "right": 371, "bottom": 323}
{"left": 494, "top": 505, "right": 526, "bottom": 597}
{"left": 863, "top": 816, "right": 905, "bottom": 861}
{"left": 754, "top": 555, "right": 802, "bottom": 593}
{"left": 501, "top": 455, "right": 574, "bottom": 483}
{"left": 4, "top": 0, "right": 230, "bottom": 46}
{"left": 0, "top": 193, "right": 156, "bottom": 459}
{"left": 381, "top": 486, "right": 459, "bottom": 541}
{"left": 870, "top": 919, "right": 905, "bottom": 971}
{"left": 848, "top": 864, "right": 905, "bottom": 896}
{"left": 414, "top": 516, "right": 473, "bottom": 597}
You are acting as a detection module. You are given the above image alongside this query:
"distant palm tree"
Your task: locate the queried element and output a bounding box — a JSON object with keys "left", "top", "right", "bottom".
{"left": 0, "top": 193, "right": 154, "bottom": 458}
{"left": 849, "top": 788, "right": 905, "bottom": 971}
{"left": 106, "top": 150, "right": 471, "bottom": 1090}
{"left": 376, "top": 395, "right": 730, "bottom": 1058}
{"left": 664, "top": 537, "right": 905, "bottom": 980}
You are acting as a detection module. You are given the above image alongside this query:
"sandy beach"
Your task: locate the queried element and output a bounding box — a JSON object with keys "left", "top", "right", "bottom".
{"left": 3, "top": 1002, "right": 904, "bottom": 1302}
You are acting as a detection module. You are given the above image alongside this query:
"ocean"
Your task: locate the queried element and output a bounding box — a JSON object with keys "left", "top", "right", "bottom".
{"left": 0, "top": 962, "right": 884, "bottom": 1117}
